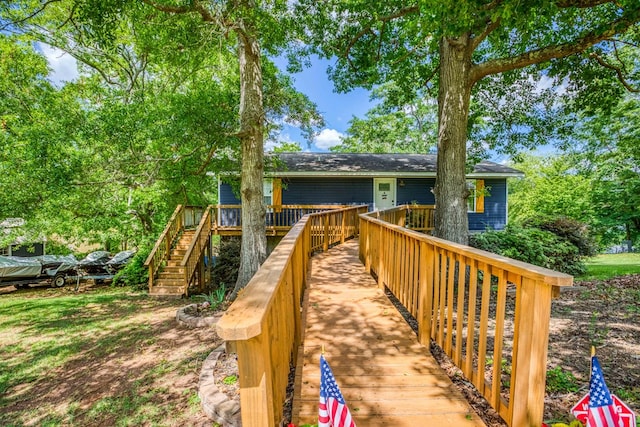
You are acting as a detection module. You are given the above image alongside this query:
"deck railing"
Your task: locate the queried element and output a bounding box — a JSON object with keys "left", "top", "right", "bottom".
{"left": 212, "top": 204, "right": 349, "bottom": 234}
{"left": 359, "top": 207, "right": 573, "bottom": 427}
{"left": 216, "top": 205, "right": 368, "bottom": 427}
{"left": 181, "top": 205, "right": 214, "bottom": 294}
{"left": 373, "top": 204, "right": 435, "bottom": 233}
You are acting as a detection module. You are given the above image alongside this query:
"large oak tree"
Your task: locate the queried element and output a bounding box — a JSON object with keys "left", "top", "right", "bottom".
{"left": 297, "top": 0, "right": 640, "bottom": 244}
{"left": 2, "top": 1, "right": 321, "bottom": 294}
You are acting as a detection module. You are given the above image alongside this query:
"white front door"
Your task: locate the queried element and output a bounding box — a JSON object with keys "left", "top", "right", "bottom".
{"left": 374, "top": 178, "right": 396, "bottom": 210}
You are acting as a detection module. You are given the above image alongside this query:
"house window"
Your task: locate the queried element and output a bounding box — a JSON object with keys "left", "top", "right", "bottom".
{"left": 378, "top": 183, "right": 391, "bottom": 191}
{"left": 467, "top": 180, "right": 477, "bottom": 212}
{"left": 263, "top": 180, "right": 273, "bottom": 205}
{"left": 467, "top": 179, "right": 485, "bottom": 213}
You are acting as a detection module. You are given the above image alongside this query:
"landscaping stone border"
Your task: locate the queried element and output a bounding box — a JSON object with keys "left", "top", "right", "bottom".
{"left": 176, "top": 304, "right": 221, "bottom": 328}
{"left": 198, "top": 344, "right": 241, "bottom": 426}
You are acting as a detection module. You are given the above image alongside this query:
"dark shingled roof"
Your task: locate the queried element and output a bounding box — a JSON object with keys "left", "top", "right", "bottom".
{"left": 268, "top": 153, "right": 523, "bottom": 176}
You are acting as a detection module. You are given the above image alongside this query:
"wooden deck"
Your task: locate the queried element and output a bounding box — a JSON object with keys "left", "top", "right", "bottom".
{"left": 292, "top": 239, "right": 487, "bottom": 426}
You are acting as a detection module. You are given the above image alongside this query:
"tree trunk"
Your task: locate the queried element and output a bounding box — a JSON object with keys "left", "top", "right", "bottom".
{"left": 231, "top": 23, "right": 267, "bottom": 298}
{"left": 434, "top": 35, "right": 473, "bottom": 245}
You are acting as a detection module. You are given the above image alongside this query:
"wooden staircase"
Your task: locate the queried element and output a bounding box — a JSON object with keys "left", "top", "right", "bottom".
{"left": 148, "top": 230, "right": 195, "bottom": 297}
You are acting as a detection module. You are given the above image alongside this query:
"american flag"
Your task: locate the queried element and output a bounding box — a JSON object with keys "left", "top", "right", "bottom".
{"left": 319, "top": 354, "right": 356, "bottom": 427}
{"left": 587, "top": 356, "right": 623, "bottom": 427}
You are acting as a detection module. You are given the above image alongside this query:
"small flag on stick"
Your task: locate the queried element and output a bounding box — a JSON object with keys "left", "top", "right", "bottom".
{"left": 587, "top": 355, "right": 623, "bottom": 427}
{"left": 319, "top": 354, "right": 356, "bottom": 427}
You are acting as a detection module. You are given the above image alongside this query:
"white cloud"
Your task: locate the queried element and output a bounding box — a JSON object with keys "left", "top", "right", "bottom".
{"left": 313, "top": 128, "right": 344, "bottom": 150}
{"left": 264, "top": 136, "right": 280, "bottom": 152}
{"left": 38, "top": 43, "right": 79, "bottom": 86}
{"left": 531, "top": 74, "right": 568, "bottom": 96}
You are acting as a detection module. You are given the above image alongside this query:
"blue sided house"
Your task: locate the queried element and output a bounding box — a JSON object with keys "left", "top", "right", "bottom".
{"left": 218, "top": 153, "right": 523, "bottom": 232}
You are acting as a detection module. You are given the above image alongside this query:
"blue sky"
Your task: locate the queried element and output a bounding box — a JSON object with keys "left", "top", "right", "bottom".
{"left": 40, "top": 44, "right": 376, "bottom": 152}
{"left": 272, "top": 56, "right": 377, "bottom": 151}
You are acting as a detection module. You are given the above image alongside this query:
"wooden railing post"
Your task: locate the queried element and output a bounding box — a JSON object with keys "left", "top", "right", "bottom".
{"left": 235, "top": 335, "right": 275, "bottom": 427}
{"left": 377, "top": 223, "right": 385, "bottom": 290}
{"left": 323, "top": 215, "right": 329, "bottom": 252}
{"left": 509, "top": 278, "right": 553, "bottom": 427}
{"left": 147, "top": 262, "right": 154, "bottom": 292}
{"left": 417, "top": 240, "right": 434, "bottom": 346}
{"left": 340, "top": 211, "right": 346, "bottom": 243}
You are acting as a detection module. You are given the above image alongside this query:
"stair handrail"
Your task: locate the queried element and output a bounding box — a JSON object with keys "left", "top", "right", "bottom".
{"left": 144, "top": 205, "right": 184, "bottom": 290}
{"left": 180, "top": 205, "right": 214, "bottom": 293}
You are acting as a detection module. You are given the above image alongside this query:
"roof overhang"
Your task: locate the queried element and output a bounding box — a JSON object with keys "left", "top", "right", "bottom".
{"left": 264, "top": 171, "right": 524, "bottom": 179}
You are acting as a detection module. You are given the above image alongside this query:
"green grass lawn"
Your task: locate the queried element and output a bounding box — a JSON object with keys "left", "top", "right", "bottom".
{"left": 0, "top": 285, "right": 214, "bottom": 427}
{"left": 580, "top": 252, "right": 640, "bottom": 280}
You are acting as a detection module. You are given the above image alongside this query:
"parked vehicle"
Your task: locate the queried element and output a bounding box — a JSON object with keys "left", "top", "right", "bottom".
{"left": 0, "top": 250, "right": 136, "bottom": 290}
{"left": 69, "top": 250, "right": 137, "bottom": 288}
{"left": 105, "top": 250, "right": 136, "bottom": 274}
{"left": 0, "top": 254, "right": 77, "bottom": 288}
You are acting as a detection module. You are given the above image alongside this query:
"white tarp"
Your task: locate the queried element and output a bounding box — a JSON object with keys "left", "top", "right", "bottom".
{"left": 0, "top": 256, "right": 42, "bottom": 279}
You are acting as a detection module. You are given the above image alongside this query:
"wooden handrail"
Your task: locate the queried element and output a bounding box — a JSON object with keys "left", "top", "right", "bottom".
{"left": 374, "top": 204, "right": 436, "bottom": 232}
{"left": 359, "top": 207, "right": 573, "bottom": 427}
{"left": 144, "top": 205, "right": 183, "bottom": 267}
{"left": 216, "top": 205, "right": 368, "bottom": 427}
{"left": 181, "top": 205, "right": 213, "bottom": 294}
{"left": 216, "top": 204, "right": 348, "bottom": 209}
{"left": 144, "top": 205, "right": 184, "bottom": 290}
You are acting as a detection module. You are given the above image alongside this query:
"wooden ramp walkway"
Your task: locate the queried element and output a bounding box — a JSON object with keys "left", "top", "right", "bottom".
{"left": 292, "top": 239, "right": 487, "bottom": 426}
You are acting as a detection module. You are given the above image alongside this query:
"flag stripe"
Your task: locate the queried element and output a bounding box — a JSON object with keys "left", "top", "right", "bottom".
{"left": 319, "top": 355, "right": 356, "bottom": 427}
{"left": 587, "top": 356, "right": 622, "bottom": 427}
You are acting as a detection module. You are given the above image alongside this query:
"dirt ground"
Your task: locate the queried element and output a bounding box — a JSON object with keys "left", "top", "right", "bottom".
{"left": 389, "top": 274, "right": 640, "bottom": 427}
{"left": 2, "top": 273, "right": 638, "bottom": 426}
{"left": 544, "top": 274, "right": 640, "bottom": 423}
{"left": 0, "top": 282, "right": 222, "bottom": 427}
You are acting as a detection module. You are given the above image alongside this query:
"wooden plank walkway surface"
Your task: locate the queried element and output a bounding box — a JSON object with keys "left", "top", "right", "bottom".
{"left": 292, "top": 239, "right": 487, "bottom": 426}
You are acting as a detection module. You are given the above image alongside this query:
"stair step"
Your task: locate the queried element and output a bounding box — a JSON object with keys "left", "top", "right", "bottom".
{"left": 149, "top": 285, "right": 184, "bottom": 297}
{"left": 155, "top": 279, "right": 186, "bottom": 287}
{"left": 158, "top": 272, "right": 184, "bottom": 280}
{"left": 165, "top": 258, "right": 182, "bottom": 269}
{"left": 161, "top": 270, "right": 185, "bottom": 277}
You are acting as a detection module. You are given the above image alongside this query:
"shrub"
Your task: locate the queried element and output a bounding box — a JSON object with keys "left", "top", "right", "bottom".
{"left": 527, "top": 217, "right": 597, "bottom": 257}
{"left": 470, "top": 223, "right": 587, "bottom": 276}
{"left": 211, "top": 237, "right": 241, "bottom": 291}
{"left": 112, "top": 245, "right": 150, "bottom": 291}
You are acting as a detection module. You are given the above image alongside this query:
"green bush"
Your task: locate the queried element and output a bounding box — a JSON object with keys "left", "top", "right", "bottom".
{"left": 211, "top": 237, "right": 241, "bottom": 291}
{"left": 112, "top": 246, "right": 150, "bottom": 291}
{"left": 527, "top": 217, "right": 597, "bottom": 257}
{"left": 470, "top": 223, "right": 587, "bottom": 276}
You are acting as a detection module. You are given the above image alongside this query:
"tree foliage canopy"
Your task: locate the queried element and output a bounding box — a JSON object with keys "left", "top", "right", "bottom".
{"left": 0, "top": 2, "right": 321, "bottom": 255}
{"left": 294, "top": 0, "right": 640, "bottom": 244}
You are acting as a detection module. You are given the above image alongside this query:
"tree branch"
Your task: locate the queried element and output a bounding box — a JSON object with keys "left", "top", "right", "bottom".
{"left": 343, "top": 6, "right": 419, "bottom": 59}
{"left": 590, "top": 52, "right": 639, "bottom": 92}
{"left": 421, "top": 64, "right": 439, "bottom": 88}
{"left": 0, "top": 0, "right": 61, "bottom": 31}
{"left": 470, "top": 9, "right": 640, "bottom": 84}
{"left": 141, "top": 0, "right": 234, "bottom": 29}
{"left": 471, "top": 17, "right": 501, "bottom": 51}
{"left": 480, "top": 0, "right": 505, "bottom": 11}
{"left": 556, "top": 0, "right": 615, "bottom": 8}
{"left": 195, "top": 145, "right": 217, "bottom": 175}
{"left": 140, "top": 0, "right": 193, "bottom": 15}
